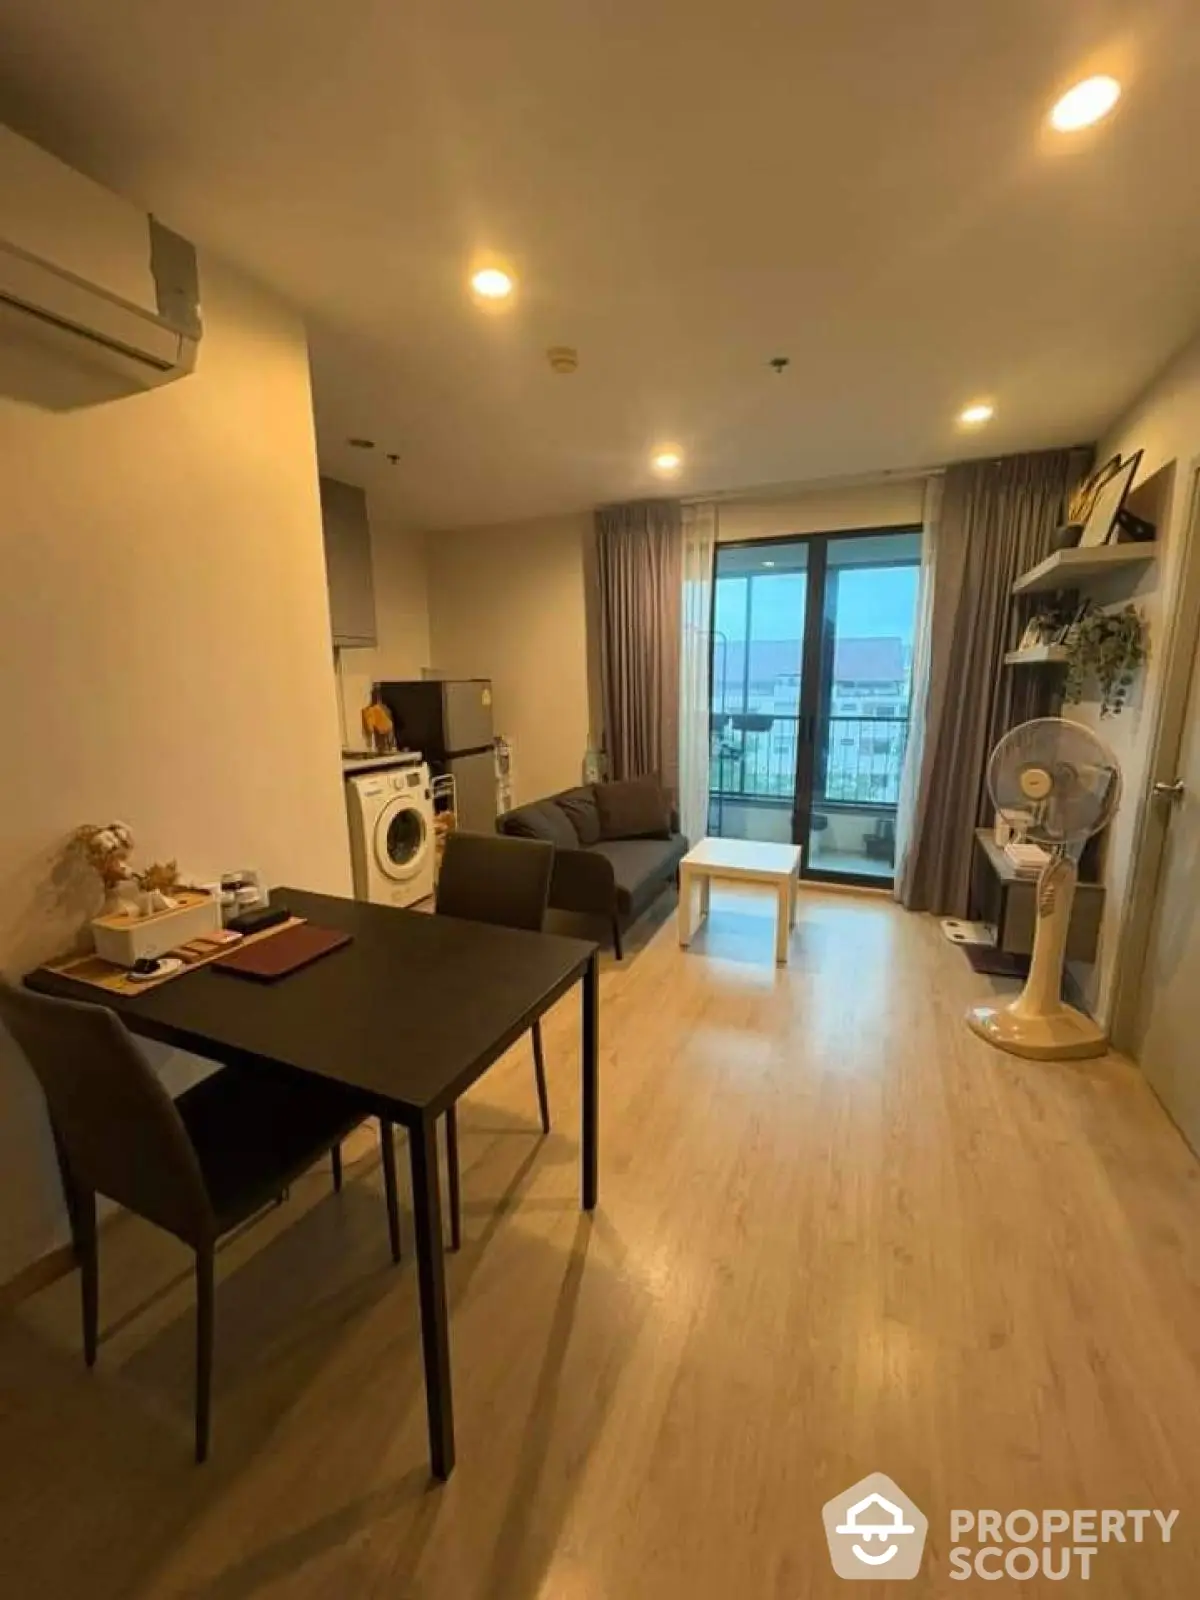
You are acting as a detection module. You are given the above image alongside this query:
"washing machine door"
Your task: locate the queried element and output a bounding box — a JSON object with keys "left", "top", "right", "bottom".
{"left": 373, "top": 796, "right": 431, "bottom": 883}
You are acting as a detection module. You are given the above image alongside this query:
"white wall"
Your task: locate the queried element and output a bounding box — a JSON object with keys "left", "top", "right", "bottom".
{"left": 715, "top": 478, "right": 927, "bottom": 542}
{"left": 1071, "top": 331, "right": 1200, "bottom": 1021}
{"left": 425, "top": 513, "right": 596, "bottom": 803}
{"left": 0, "top": 253, "right": 350, "bottom": 1283}
{"left": 336, "top": 518, "right": 431, "bottom": 742}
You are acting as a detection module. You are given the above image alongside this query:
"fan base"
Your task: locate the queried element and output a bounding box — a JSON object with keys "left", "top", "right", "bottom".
{"left": 966, "top": 1001, "right": 1108, "bottom": 1061}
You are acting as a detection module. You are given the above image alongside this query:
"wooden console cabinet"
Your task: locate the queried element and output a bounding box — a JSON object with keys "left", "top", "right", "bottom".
{"left": 970, "top": 830, "right": 1105, "bottom": 964}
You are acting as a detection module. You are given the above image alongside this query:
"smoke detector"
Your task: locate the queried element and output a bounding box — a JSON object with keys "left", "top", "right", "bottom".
{"left": 547, "top": 346, "right": 579, "bottom": 374}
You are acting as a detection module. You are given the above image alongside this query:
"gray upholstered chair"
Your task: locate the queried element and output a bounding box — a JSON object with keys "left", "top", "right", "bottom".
{"left": 433, "top": 831, "right": 555, "bottom": 1247}
{"left": 0, "top": 980, "right": 401, "bottom": 1462}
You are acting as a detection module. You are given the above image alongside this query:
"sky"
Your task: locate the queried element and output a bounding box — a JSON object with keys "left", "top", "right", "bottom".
{"left": 714, "top": 567, "right": 919, "bottom": 648}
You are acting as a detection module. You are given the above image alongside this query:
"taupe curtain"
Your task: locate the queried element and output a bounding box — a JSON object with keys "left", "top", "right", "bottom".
{"left": 898, "top": 447, "right": 1091, "bottom": 914}
{"left": 595, "top": 500, "right": 683, "bottom": 791}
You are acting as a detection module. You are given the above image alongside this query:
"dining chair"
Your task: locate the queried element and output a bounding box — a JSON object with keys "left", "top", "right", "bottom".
{"left": 0, "top": 980, "right": 401, "bottom": 1463}
{"left": 433, "top": 831, "right": 555, "bottom": 1248}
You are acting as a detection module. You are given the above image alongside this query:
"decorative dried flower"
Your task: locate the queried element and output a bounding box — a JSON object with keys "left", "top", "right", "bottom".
{"left": 137, "top": 860, "right": 180, "bottom": 895}
{"left": 73, "top": 821, "right": 137, "bottom": 890}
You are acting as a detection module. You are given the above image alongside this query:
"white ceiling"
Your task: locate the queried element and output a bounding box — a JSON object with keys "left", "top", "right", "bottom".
{"left": 3, "top": 1, "right": 1200, "bottom": 531}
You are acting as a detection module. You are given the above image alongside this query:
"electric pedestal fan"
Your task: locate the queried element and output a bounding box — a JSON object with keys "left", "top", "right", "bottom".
{"left": 967, "top": 717, "right": 1121, "bottom": 1061}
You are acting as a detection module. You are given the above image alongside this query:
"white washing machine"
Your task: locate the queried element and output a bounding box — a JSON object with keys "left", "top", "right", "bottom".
{"left": 346, "top": 761, "right": 436, "bottom": 908}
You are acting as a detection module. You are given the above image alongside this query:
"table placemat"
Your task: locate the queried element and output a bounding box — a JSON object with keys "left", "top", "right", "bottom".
{"left": 39, "top": 917, "right": 307, "bottom": 997}
{"left": 211, "top": 923, "right": 351, "bottom": 981}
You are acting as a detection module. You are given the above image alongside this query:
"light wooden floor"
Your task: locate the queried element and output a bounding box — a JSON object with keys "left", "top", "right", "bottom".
{"left": 3, "top": 886, "right": 1200, "bottom": 1598}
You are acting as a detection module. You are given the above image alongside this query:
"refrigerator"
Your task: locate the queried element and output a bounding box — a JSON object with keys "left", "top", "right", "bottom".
{"left": 376, "top": 679, "right": 497, "bottom": 832}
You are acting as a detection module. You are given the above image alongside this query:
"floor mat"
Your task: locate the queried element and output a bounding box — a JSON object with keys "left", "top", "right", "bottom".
{"left": 961, "top": 943, "right": 1030, "bottom": 978}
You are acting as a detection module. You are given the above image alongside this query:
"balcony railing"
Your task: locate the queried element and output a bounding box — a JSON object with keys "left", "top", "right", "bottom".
{"left": 710, "top": 713, "right": 909, "bottom": 807}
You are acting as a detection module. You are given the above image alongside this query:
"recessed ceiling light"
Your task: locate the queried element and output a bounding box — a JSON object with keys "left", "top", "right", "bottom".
{"left": 762, "top": 559, "right": 776, "bottom": 568}
{"left": 651, "top": 448, "right": 683, "bottom": 474}
{"left": 471, "top": 266, "right": 515, "bottom": 301}
{"left": 959, "top": 402, "right": 995, "bottom": 427}
{"left": 1050, "top": 76, "right": 1121, "bottom": 132}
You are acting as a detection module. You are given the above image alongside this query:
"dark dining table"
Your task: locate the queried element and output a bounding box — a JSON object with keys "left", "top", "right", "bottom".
{"left": 27, "top": 885, "right": 600, "bottom": 1480}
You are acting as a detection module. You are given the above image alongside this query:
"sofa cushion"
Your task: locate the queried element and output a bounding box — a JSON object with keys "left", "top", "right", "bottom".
{"left": 589, "top": 837, "right": 684, "bottom": 912}
{"left": 555, "top": 785, "right": 601, "bottom": 846}
{"left": 499, "top": 799, "right": 579, "bottom": 849}
{"left": 595, "top": 778, "right": 672, "bottom": 840}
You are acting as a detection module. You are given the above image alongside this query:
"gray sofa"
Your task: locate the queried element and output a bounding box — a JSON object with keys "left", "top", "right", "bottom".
{"left": 496, "top": 783, "right": 687, "bottom": 958}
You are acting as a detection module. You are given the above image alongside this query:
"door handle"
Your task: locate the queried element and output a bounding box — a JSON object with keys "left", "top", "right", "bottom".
{"left": 1153, "top": 779, "right": 1186, "bottom": 803}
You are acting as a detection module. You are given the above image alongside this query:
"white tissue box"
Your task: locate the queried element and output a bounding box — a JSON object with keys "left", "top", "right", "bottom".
{"left": 91, "top": 890, "right": 221, "bottom": 967}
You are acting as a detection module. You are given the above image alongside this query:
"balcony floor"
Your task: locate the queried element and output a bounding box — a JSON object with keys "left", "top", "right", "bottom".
{"left": 708, "top": 796, "right": 896, "bottom": 881}
{"left": 808, "top": 849, "right": 892, "bottom": 881}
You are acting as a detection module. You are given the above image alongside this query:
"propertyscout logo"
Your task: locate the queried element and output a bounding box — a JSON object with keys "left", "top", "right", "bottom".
{"left": 823, "top": 1475, "right": 927, "bottom": 1579}
{"left": 822, "top": 1474, "right": 1180, "bottom": 1582}
{"left": 945, "top": 1507, "right": 1180, "bottom": 1582}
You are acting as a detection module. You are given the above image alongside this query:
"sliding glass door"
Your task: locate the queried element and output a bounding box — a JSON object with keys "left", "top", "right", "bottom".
{"left": 707, "top": 528, "right": 921, "bottom": 887}
{"left": 709, "top": 541, "right": 808, "bottom": 844}
{"left": 803, "top": 532, "right": 920, "bottom": 883}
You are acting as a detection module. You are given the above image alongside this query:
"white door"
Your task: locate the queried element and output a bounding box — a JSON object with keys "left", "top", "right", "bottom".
{"left": 1135, "top": 631, "right": 1200, "bottom": 1151}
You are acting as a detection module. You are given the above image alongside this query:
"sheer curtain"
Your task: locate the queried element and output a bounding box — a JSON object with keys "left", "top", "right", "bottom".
{"left": 678, "top": 501, "right": 717, "bottom": 845}
{"left": 893, "top": 476, "right": 940, "bottom": 900}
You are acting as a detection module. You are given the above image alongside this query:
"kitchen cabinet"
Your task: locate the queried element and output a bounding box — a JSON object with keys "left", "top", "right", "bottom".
{"left": 320, "top": 475, "right": 377, "bottom": 648}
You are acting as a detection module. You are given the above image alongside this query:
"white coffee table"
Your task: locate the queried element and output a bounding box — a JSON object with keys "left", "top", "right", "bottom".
{"left": 677, "top": 838, "right": 801, "bottom": 964}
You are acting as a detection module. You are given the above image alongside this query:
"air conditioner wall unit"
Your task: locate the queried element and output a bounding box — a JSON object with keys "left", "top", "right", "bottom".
{"left": 0, "top": 125, "right": 201, "bottom": 386}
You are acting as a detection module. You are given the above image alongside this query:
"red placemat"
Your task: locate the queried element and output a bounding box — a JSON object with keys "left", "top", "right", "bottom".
{"left": 212, "top": 923, "right": 351, "bottom": 981}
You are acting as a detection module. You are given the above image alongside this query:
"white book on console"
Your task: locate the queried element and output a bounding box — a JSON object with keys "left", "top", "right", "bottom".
{"left": 1004, "top": 841, "right": 1051, "bottom": 878}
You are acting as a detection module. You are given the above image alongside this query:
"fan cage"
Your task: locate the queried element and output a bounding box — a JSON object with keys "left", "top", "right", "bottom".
{"left": 987, "top": 717, "right": 1121, "bottom": 845}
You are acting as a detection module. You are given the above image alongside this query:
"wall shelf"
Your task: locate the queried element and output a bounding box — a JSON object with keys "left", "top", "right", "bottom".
{"left": 1004, "top": 644, "right": 1069, "bottom": 666}
{"left": 1012, "top": 543, "right": 1156, "bottom": 595}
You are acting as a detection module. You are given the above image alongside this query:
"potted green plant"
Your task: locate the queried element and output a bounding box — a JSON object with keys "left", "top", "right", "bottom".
{"left": 1063, "top": 603, "right": 1146, "bottom": 717}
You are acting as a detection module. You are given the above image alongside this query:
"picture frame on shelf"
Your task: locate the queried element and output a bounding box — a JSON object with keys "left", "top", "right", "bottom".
{"left": 1018, "top": 615, "right": 1048, "bottom": 651}
{"left": 1068, "top": 454, "right": 1122, "bottom": 532}
{"left": 1056, "top": 601, "right": 1090, "bottom": 648}
{"left": 1079, "top": 450, "right": 1142, "bottom": 548}
{"left": 1115, "top": 504, "right": 1157, "bottom": 543}
{"left": 1017, "top": 605, "right": 1070, "bottom": 651}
